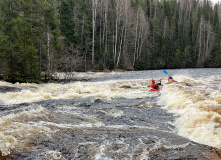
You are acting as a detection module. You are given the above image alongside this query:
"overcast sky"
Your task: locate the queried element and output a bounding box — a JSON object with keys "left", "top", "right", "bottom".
{"left": 211, "top": 0, "right": 220, "bottom": 4}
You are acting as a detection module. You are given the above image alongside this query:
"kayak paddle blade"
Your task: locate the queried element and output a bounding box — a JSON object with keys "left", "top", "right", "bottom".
{"left": 163, "top": 70, "right": 168, "bottom": 75}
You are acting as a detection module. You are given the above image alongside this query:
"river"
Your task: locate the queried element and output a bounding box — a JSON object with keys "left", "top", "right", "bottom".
{"left": 0, "top": 68, "right": 220, "bottom": 159}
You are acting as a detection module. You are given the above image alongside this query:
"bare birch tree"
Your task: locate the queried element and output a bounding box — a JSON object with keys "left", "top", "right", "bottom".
{"left": 96, "top": 0, "right": 109, "bottom": 69}
{"left": 136, "top": 9, "right": 149, "bottom": 60}
{"left": 133, "top": 8, "right": 139, "bottom": 66}
{"left": 218, "top": 4, "right": 221, "bottom": 46}
{"left": 205, "top": 22, "right": 215, "bottom": 61}
{"left": 92, "top": 0, "right": 98, "bottom": 65}
{"left": 197, "top": 16, "right": 205, "bottom": 67}
{"left": 122, "top": 0, "right": 135, "bottom": 69}
{"left": 116, "top": 0, "right": 130, "bottom": 67}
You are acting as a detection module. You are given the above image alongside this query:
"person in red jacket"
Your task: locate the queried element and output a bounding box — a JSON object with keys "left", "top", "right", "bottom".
{"left": 151, "top": 79, "right": 161, "bottom": 90}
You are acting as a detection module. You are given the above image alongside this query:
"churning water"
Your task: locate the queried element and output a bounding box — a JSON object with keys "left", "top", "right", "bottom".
{"left": 0, "top": 68, "right": 221, "bottom": 159}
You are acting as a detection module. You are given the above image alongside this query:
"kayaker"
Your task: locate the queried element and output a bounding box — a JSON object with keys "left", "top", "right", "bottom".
{"left": 152, "top": 79, "right": 161, "bottom": 90}
{"left": 168, "top": 76, "right": 176, "bottom": 83}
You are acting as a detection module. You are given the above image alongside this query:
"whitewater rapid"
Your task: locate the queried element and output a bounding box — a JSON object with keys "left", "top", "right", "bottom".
{"left": 159, "top": 74, "right": 221, "bottom": 149}
{"left": 0, "top": 68, "right": 220, "bottom": 159}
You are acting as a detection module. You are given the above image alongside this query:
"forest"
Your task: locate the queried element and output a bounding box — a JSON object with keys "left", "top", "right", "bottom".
{"left": 0, "top": 0, "right": 221, "bottom": 82}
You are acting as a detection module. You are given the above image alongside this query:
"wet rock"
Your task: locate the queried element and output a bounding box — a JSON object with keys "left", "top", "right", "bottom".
{"left": 94, "top": 98, "right": 105, "bottom": 103}
{"left": 120, "top": 84, "right": 131, "bottom": 88}
{"left": 0, "top": 86, "right": 22, "bottom": 93}
{"left": 76, "top": 102, "right": 92, "bottom": 107}
{"left": 2, "top": 96, "right": 221, "bottom": 160}
{"left": 138, "top": 101, "right": 152, "bottom": 108}
{"left": 56, "top": 77, "right": 92, "bottom": 83}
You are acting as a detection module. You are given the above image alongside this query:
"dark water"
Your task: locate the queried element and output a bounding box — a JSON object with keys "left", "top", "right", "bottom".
{"left": 0, "top": 68, "right": 221, "bottom": 159}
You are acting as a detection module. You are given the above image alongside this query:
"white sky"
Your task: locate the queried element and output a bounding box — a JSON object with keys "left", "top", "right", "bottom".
{"left": 211, "top": 0, "right": 220, "bottom": 4}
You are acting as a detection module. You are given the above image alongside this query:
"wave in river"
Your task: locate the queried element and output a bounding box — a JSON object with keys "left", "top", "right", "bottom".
{"left": 0, "top": 80, "right": 154, "bottom": 105}
{"left": 0, "top": 69, "right": 220, "bottom": 158}
{"left": 159, "top": 74, "right": 221, "bottom": 149}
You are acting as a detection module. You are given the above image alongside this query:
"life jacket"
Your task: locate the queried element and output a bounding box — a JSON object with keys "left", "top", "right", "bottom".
{"left": 168, "top": 78, "right": 173, "bottom": 83}
{"left": 152, "top": 83, "right": 158, "bottom": 89}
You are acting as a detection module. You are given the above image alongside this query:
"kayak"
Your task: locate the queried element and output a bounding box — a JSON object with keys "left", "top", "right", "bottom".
{"left": 150, "top": 88, "right": 160, "bottom": 92}
{"left": 165, "top": 82, "right": 191, "bottom": 86}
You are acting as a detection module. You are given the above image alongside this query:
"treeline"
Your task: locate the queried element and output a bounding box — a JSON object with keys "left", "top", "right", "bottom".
{"left": 0, "top": 0, "right": 221, "bottom": 82}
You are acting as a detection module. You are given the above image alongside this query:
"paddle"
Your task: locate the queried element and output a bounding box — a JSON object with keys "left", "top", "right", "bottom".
{"left": 163, "top": 70, "right": 169, "bottom": 75}
{"left": 163, "top": 70, "right": 178, "bottom": 82}
{"left": 147, "top": 70, "right": 170, "bottom": 88}
{"left": 160, "top": 75, "right": 168, "bottom": 80}
{"left": 163, "top": 70, "right": 172, "bottom": 78}
{"left": 147, "top": 75, "right": 168, "bottom": 87}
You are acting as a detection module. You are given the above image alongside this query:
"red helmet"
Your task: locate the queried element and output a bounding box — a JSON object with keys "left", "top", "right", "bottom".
{"left": 152, "top": 80, "right": 155, "bottom": 83}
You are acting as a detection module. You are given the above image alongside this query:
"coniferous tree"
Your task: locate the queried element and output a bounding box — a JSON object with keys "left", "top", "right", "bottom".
{"left": 0, "top": 0, "right": 220, "bottom": 82}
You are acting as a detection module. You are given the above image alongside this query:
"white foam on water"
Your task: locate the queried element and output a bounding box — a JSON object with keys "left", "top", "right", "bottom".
{"left": 1, "top": 70, "right": 220, "bottom": 157}
{"left": 94, "top": 144, "right": 113, "bottom": 160}
{"left": 159, "top": 74, "right": 221, "bottom": 149}
{"left": 0, "top": 81, "right": 14, "bottom": 86}
{"left": 90, "top": 109, "right": 124, "bottom": 117}
{"left": 53, "top": 71, "right": 120, "bottom": 79}
{"left": 0, "top": 133, "right": 17, "bottom": 156}
{"left": 139, "top": 142, "right": 191, "bottom": 160}
{"left": 0, "top": 79, "right": 152, "bottom": 105}
{"left": 45, "top": 150, "right": 62, "bottom": 160}
{"left": 107, "top": 109, "right": 124, "bottom": 117}
{"left": 0, "top": 106, "right": 54, "bottom": 156}
{"left": 34, "top": 118, "right": 105, "bottom": 129}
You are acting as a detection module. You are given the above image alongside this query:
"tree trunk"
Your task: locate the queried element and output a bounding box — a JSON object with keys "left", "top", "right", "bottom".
{"left": 47, "top": 27, "right": 50, "bottom": 79}
{"left": 38, "top": 2, "right": 42, "bottom": 79}
{"left": 133, "top": 10, "right": 139, "bottom": 66}
{"left": 197, "top": 17, "right": 203, "bottom": 67}
{"left": 92, "top": 0, "right": 97, "bottom": 65}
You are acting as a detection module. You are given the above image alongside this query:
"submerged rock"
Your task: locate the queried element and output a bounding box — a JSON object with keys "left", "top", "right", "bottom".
{"left": 0, "top": 86, "right": 22, "bottom": 93}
